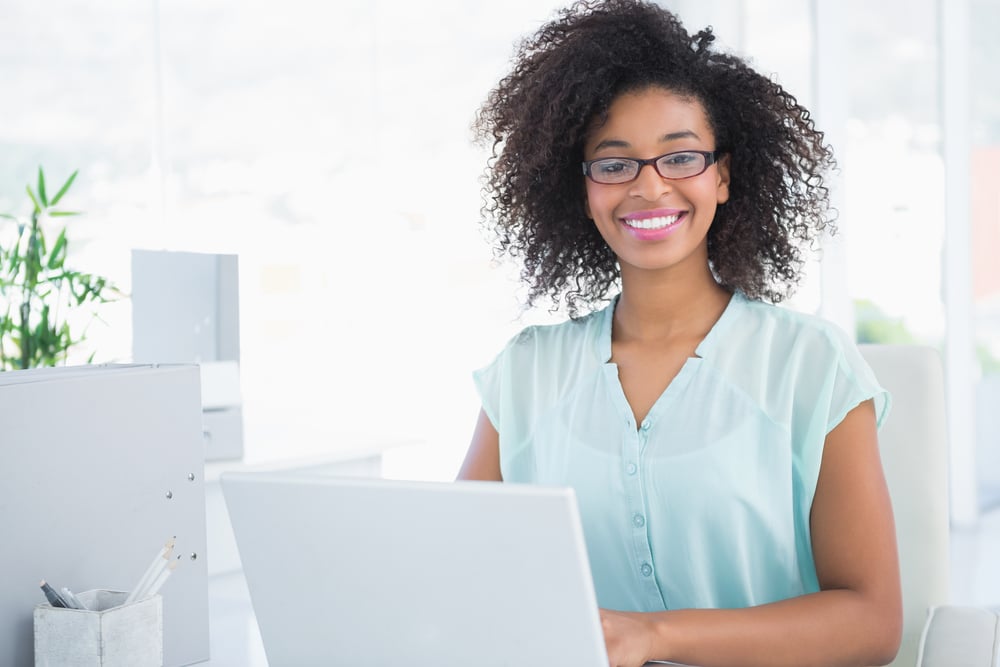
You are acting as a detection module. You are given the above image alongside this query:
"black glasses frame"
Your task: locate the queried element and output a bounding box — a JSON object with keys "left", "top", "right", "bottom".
{"left": 582, "top": 150, "right": 721, "bottom": 184}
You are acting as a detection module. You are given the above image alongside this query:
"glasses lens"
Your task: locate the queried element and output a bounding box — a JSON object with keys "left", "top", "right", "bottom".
{"left": 656, "top": 151, "right": 707, "bottom": 179}
{"left": 589, "top": 159, "right": 639, "bottom": 184}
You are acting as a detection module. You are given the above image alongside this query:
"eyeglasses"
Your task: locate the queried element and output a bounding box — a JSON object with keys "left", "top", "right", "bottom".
{"left": 582, "top": 150, "right": 721, "bottom": 184}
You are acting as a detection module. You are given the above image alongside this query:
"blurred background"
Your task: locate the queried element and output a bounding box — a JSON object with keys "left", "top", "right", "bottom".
{"left": 1, "top": 0, "right": 998, "bottom": 606}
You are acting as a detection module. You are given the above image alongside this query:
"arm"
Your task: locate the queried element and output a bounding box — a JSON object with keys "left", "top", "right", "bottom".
{"left": 457, "top": 408, "right": 503, "bottom": 481}
{"left": 602, "top": 399, "right": 903, "bottom": 667}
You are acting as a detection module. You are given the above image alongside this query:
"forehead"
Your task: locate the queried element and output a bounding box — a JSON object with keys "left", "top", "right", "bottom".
{"left": 584, "top": 87, "right": 714, "bottom": 153}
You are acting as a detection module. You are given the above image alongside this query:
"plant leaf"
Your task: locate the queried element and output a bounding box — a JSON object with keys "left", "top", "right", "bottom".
{"left": 50, "top": 170, "right": 78, "bottom": 206}
{"left": 47, "top": 228, "right": 67, "bottom": 270}
{"left": 0, "top": 213, "right": 17, "bottom": 220}
{"left": 37, "top": 167, "right": 48, "bottom": 207}
{"left": 25, "top": 186, "right": 41, "bottom": 213}
{"left": 48, "top": 211, "right": 81, "bottom": 217}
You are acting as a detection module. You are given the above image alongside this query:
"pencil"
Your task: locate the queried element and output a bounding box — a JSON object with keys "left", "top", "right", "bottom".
{"left": 125, "top": 537, "right": 175, "bottom": 605}
{"left": 144, "top": 557, "right": 179, "bottom": 599}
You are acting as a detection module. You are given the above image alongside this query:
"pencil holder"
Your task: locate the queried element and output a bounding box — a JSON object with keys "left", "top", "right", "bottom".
{"left": 34, "top": 590, "right": 163, "bottom": 667}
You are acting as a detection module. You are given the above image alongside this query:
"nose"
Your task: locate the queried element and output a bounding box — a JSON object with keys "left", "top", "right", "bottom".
{"left": 628, "top": 162, "right": 673, "bottom": 201}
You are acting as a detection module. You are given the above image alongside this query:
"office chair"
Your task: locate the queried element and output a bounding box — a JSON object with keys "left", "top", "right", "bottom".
{"left": 859, "top": 344, "right": 999, "bottom": 667}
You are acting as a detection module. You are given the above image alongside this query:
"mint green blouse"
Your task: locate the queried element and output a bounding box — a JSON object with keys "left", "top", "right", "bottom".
{"left": 473, "top": 292, "right": 890, "bottom": 612}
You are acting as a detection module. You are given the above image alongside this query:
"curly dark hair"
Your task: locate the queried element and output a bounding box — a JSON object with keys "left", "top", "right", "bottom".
{"left": 474, "top": 0, "right": 836, "bottom": 315}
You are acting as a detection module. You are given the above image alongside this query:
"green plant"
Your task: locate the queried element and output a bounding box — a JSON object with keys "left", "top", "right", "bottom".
{"left": 977, "top": 344, "right": 1000, "bottom": 376}
{"left": 854, "top": 298, "right": 916, "bottom": 345}
{"left": 0, "top": 167, "right": 120, "bottom": 370}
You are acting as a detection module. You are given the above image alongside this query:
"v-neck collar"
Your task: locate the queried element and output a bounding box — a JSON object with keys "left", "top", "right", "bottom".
{"left": 596, "top": 290, "right": 746, "bottom": 431}
{"left": 596, "top": 289, "right": 746, "bottom": 363}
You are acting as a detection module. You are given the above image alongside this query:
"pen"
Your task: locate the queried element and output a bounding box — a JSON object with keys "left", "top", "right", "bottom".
{"left": 39, "top": 580, "right": 69, "bottom": 608}
{"left": 61, "top": 587, "right": 88, "bottom": 611}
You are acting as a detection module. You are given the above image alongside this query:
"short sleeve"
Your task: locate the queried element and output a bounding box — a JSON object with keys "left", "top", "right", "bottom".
{"left": 472, "top": 349, "right": 504, "bottom": 431}
{"left": 471, "top": 327, "right": 543, "bottom": 482}
{"left": 470, "top": 326, "right": 539, "bottom": 444}
{"left": 789, "top": 322, "right": 893, "bottom": 544}
{"left": 825, "top": 328, "right": 892, "bottom": 435}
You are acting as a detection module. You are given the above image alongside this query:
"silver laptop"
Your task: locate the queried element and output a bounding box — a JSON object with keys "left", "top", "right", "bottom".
{"left": 221, "top": 472, "right": 611, "bottom": 666}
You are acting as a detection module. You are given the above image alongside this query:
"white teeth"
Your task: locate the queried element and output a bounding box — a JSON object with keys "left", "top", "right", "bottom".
{"left": 623, "top": 214, "right": 680, "bottom": 230}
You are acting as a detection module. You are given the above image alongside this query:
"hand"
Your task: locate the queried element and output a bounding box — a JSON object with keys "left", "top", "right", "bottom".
{"left": 600, "top": 607, "right": 658, "bottom": 667}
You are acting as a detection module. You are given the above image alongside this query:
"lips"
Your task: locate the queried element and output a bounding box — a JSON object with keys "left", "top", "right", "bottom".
{"left": 622, "top": 213, "right": 681, "bottom": 230}
{"left": 620, "top": 209, "right": 687, "bottom": 237}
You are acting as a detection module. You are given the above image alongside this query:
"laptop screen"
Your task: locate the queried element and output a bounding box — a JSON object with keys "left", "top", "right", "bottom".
{"left": 222, "top": 472, "right": 610, "bottom": 666}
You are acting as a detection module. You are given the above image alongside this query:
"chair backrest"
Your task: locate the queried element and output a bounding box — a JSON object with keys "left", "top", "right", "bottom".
{"left": 859, "top": 344, "right": 951, "bottom": 667}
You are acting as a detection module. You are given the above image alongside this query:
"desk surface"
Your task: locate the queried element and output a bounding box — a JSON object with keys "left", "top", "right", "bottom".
{"left": 205, "top": 570, "right": 267, "bottom": 666}
{"left": 203, "top": 571, "right": 686, "bottom": 666}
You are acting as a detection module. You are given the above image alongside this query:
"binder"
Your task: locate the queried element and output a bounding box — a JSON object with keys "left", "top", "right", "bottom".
{"left": 0, "top": 364, "right": 209, "bottom": 667}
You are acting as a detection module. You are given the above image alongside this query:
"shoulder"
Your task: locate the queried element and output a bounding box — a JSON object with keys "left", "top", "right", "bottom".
{"left": 711, "top": 295, "right": 873, "bottom": 403}
{"left": 723, "top": 296, "right": 856, "bottom": 363}
{"left": 494, "top": 302, "right": 609, "bottom": 363}
{"left": 471, "top": 302, "right": 612, "bottom": 431}
{"left": 715, "top": 295, "right": 889, "bottom": 429}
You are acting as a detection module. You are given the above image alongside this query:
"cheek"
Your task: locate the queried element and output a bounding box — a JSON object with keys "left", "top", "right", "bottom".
{"left": 584, "top": 182, "right": 614, "bottom": 221}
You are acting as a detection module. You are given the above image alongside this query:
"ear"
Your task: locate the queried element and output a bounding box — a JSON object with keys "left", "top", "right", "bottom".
{"left": 716, "top": 153, "right": 731, "bottom": 205}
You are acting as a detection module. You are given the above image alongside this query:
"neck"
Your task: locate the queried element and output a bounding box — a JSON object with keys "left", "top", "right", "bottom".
{"left": 613, "top": 264, "right": 732, "bottom": 344}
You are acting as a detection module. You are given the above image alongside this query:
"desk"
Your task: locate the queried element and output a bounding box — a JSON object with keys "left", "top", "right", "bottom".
{"left": 204, "top": 570, "right": 268, "bottom": 666}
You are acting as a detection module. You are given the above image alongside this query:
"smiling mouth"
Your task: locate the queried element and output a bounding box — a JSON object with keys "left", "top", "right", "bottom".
{"left": 622, "top": 213, "right": 684, "bottom": 230}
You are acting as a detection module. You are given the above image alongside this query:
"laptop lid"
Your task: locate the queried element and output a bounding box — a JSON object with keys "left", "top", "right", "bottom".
{"left": 221, "top": 472, "right": 609, "bottom": 666}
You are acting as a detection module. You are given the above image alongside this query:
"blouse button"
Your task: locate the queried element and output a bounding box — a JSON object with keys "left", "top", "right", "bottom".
{"left": 626, "top": 462, "right": 637, "bottom": 476}
{"left": 640, "top": 420, "right": 651, "bottom": 431}
{"left": 640, "top": 562, "right": 653, "bottom": 577}
{"left": 633, "top": 513, "right": 645, "bottom": 528}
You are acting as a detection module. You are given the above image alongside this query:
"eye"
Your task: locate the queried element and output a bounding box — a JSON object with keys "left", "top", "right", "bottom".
{"left": 594, "top": 159, "right": 632, "bottom": 175}
{"left": 662, "top": 152, "right": 699, "bottom": 166}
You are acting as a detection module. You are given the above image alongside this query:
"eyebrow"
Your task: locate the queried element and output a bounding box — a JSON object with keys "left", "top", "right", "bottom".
{"left": 592, "top": 130, "right": 701, "bottom": 153}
